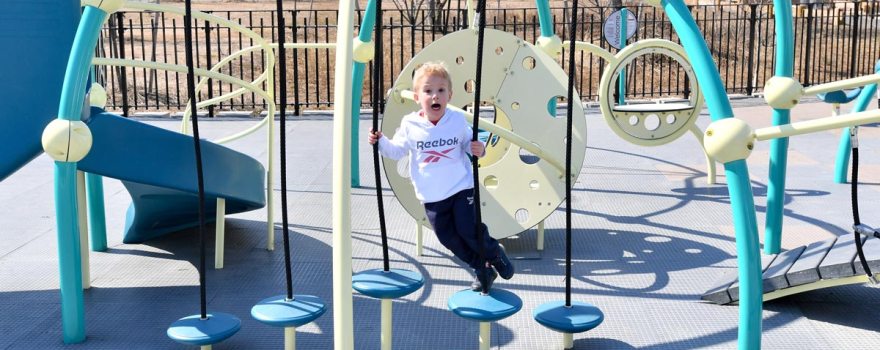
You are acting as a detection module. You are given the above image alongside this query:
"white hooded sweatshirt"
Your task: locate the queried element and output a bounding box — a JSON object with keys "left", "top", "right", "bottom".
{"left": 378, "top": 108, "right": 478, "bottom": 203}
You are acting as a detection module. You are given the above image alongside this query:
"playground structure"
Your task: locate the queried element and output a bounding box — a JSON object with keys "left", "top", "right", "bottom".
{"left": 3, "top": 0, "right": 880, "bottom": 349}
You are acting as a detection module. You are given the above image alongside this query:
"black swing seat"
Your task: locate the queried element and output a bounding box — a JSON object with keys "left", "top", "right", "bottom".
{"left": 702, "top": 234, "right": 880, "bottom": 305}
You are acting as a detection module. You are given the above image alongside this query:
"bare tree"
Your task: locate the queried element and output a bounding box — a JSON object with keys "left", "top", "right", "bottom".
{"left": 391, "top": 0, "right": 451, "bottom": 28}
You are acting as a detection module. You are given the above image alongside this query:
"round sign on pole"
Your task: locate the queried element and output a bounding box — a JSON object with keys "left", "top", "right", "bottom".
{"left": 603, "top": 9, "right": 638, "bottom": 50}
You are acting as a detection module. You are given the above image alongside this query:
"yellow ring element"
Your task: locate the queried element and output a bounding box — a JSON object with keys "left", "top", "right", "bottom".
{"left": 598, "top": 39, "right": 704, "bottom": 146}
{"left": 382, "top": 29, "right": 587, "bottom": 240}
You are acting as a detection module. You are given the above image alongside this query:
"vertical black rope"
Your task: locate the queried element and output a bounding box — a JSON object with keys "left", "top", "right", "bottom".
{"left": 564, "top": 0, "right": 579, "bottom": 307}
{"left": 183, "top": 0, "right": 208, "bottom": 319}
{"left": 275, "top": 0, "right": 294, "bottom": 301}
{"left": 850, "top": 129, "right": 873, "bottom": 278}
{"left": 372, "top": 0, "right": 391, "bottom": 271}
{"left": 472, "top": 0, "right": 488, "bottom": 294}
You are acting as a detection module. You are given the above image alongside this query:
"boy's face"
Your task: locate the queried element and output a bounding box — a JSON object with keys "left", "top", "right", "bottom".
{"left": 414, "top": 74, "right": 452, "bottom": 122}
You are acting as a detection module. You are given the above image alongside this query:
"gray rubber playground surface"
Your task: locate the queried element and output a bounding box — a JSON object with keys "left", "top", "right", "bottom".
{"left": 2, "top": 99, "right": 880, "bottom": 349}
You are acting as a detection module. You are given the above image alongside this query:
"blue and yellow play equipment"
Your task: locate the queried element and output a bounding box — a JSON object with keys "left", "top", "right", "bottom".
{"left": 8, "top": 0, "right": 880, "bottom": 349}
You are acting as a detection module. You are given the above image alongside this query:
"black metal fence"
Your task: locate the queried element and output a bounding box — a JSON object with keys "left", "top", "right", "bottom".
{"left": 94, "top": 3, "right": 880, "bottom": 116}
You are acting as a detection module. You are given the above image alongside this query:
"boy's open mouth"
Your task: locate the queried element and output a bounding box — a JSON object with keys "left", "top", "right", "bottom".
{"left": 431, "top": 103, "right": 441, "bottom": 110}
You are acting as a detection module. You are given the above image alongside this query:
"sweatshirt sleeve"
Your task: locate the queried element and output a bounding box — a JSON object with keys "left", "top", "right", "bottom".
{"left": 378, "top": 124, "right": 409, "bottom": 160}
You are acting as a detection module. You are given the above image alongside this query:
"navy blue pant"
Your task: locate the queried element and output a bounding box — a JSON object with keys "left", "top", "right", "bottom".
{"left": 424, "top": 189, "right": 501, "bottom": 270}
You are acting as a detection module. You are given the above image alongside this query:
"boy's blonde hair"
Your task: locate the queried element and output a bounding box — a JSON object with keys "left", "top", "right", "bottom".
{"left": 412, "top": 61, "right": 453, "bottom": 90}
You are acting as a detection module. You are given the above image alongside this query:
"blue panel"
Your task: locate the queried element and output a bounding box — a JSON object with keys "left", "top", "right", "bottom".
{"left": 352, "top": 268, "right": 424, "bottom": 299}
{"left": 533, "top": 300, "right": 603, "bottom": 333}
{"left": 0, "top": 0, "right": 80, "bottom": 181}
{"left": 251, "top": 295, "right": 326, "bottom": 328}
{"left": 167, "top": 312, "right": 241, "bottom": 346}
{"left": 448, "top": 289, "right": 522, "bottom": 322}
{"left": 77, "top": 108, "right": 265, "bottom": 242}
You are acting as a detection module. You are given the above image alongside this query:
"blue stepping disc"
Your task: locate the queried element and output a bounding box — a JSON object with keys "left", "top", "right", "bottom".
{"left": 448, "top": 289, "right": 522, "bottom": 322}
{"left": 817, "top": 88, "right": 862, "bottom": 104}
{"left": 167, "top": 312, "right": 241, "bottom": 346}
{"left": 533, "top": 301, "right": 604, "bottom": 334}
{"left": 251, "top": 294, "right": 327, "bottom": 328}
{"left": 353, "top": 268, "right": 425, "bottom": 299}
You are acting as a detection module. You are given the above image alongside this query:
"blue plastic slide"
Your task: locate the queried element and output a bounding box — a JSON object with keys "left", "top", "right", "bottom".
{"left": 1, "top": 0, "right": 266, "bottom": 243}
{"left": 78, "top": 107, "right": 266, "bottom": 243}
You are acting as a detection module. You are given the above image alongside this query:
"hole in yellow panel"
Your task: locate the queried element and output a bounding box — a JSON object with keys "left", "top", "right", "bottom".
{"left": 519, "top": 147, "right": 540, "bottom": 165}
{"left": 522, "top": 56, "right": 536, "bottom": 70}
{"left": 464, "top": 79, "right": 475, "bottom": 93}
{"left": 644, "top": 114, "right": 661, "bottom": 131}
{"left": 628, "top": 115, "right": 639, "bottom": 126}
{"left": 456, "top": 56, "right": 464, "bottom": 65}
{"left": 515, "top": 208, "right": 529, "bottom": 224}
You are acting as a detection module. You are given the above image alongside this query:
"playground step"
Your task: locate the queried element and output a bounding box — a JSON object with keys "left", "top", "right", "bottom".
{"left": 702, "top": 235, "right": 880, "bottom": 305}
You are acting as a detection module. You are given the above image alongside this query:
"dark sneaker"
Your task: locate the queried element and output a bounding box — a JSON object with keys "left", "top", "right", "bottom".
{"left": 470, "top": 267, "right": 497, "bottom": 292}
{"left": 491, "top": 245, "right": 514, "bottom": 280}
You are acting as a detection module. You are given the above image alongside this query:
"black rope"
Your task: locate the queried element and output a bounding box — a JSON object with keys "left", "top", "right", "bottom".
{"left": 564, "top": 0, "right": 579, "bottom": 307}
{"left": 371, "top": 0, "right": 391, "bottom": 271}
{"left": 182, "top": 0, "right": 208, "bottom": 319}
{"left": 472, "top": 0, "right": 488, "bottom": 294}
{"left": 275, "top": 0, "right": 294, "bottom": 301}
{"left": 849, "top": 128, "right": 874, "bottom": 279}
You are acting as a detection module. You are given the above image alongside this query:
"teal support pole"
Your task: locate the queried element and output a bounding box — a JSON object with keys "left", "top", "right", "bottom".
{"left": 764, "top": 0, "right": 794, "bottom": 255}
{"left": 618, "top": 8, "right": 627, "bottom": 106}
{"left": 535, "top": 1, "right": 557, "bottom": 115}
{"left": 54, "top": 6, "right": 109, "bottom": 343}
{"left": 724, "top": 160, "right": 762, "bottom": 350}
{"left": 85, "top": 173, "right": 107, "bottom": 251}
{"left": 55, "top": 163, "right": 85, "bottom": 343}
{"left": 535, "top": 0, "right": 554, "bottom": 37}
{"left": 835, "top": 127, "right": 853, "bottom": 184}
{"left": 350, "top": 0, "right": 379, "bottom": 187}
{"left": 834, "top": 63, "right": 880, "bottom": 183}
{"left": 664, "top": 1, "right": 761, "bottom": 348}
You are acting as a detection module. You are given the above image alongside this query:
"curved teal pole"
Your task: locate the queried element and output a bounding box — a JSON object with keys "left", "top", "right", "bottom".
{"left": 763, "top": 0, "right": 794, "bottom": 255}
{"left": 836, "top": 128, "right": 853, "bottom": 184}
{"left": 86, "top": 173, "right": 107, "bottom": 251}
{"left": 535, "top": 0, "right": 554, "bottom": 37}
{"left": 350, "top": 0, "right": 378, "bottom": 187}
{"left": 54, "top": 5, "right": 109, "bottom": 343}
{"left": 535, "top": 1, "right": 557, "bottom": 115}
{"left": 835, "top": 62, "right": 880, "bottom": 183}
{"left": 664, "top": 1, "right": 761, "bottom": 349}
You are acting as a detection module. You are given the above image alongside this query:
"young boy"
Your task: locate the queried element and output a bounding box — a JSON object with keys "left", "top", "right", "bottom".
{"left": 368, "top": 61, "right": 514, "bottom": 291}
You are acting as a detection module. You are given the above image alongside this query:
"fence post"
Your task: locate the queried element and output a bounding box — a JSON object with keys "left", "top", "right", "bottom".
{"left": 746, "top": 4, "right": 758, "bottom": 96}
{"left": 849, "top": 1, "right": 861, "bottom": 78}
{"left": 116, "top": 12, "right": 130, "bottom": 117}
{"left": 292, "top": 10, "right": 300, "bottom": 116}
{"left": 803, "top": 4, "right": 814, "bottom": 86}
{"left": 204, "top": 20, "right": 215, "bottom": 118}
